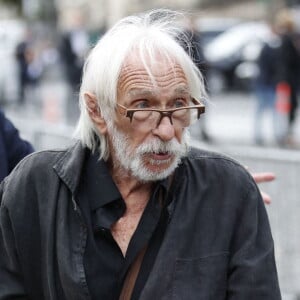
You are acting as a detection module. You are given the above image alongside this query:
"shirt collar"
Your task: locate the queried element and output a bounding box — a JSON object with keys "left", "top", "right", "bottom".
{"left": 84, "top": 150, "right": 122, "bottom": 211}
{"left": 82, "top": 149, "right": 171, "bottom": 231}
{"left": 84, "top": 150, "right": 170, "bottom": 209}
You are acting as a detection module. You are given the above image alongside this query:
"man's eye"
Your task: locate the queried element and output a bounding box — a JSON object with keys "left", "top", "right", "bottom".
{"left": 135, "top": 101, "right": 150, "bottom": 109}
{"left": 174, "top": 99, "right": 187, "bottom": 108}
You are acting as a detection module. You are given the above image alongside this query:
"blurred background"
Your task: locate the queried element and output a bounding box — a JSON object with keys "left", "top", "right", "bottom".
{"left": 0, "top": 0, "right": 300, "bottom": 298}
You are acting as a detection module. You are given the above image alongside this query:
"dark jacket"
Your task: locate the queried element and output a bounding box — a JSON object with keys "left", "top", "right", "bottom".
{"left": 277, "top": 33, "right": 300, "bottom": 85}
{"left": 0, "top": 109, "right": 34, "bottom": 182}
{"left": 0, "top": 141, "right": 281, "bottom": 299}
{"left": 256, "top": 41, "right": 281, "bottom": 87}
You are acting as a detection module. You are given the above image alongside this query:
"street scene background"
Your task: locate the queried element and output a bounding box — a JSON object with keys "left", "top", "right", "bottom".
{"left": 1, "top": 0, "right": 300, "bottom": 299}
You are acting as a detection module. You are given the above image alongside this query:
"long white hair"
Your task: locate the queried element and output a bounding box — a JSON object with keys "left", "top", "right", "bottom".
{"left": 74, "top": 9, "right": 206, "bottom": 160}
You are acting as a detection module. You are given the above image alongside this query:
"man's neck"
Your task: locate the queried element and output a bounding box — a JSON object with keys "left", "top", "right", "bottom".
{"left": 109, "top": 166, "right": 153, "bottom": 256}
{"left": 112, "top": 171, "right": 152, "bottom": 212}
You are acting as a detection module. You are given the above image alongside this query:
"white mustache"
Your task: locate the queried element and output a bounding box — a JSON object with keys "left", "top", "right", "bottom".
{"left": 136, "top": 138, "right": 184, "bottom": 156}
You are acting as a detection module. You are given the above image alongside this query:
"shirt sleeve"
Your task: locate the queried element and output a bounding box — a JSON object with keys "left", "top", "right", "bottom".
{"left": 0, "top": 182, "right": 29, "bottom": 299}
{"left": 227, "top": 180, "right": 281, "bottom": 299}
{"left": 1, "top": 111, "right": 34, "bottom": 173}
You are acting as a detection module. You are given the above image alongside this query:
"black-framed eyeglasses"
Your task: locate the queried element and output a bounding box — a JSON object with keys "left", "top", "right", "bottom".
{"left": 116, "top": 97, "right": 205, "bottom": 130}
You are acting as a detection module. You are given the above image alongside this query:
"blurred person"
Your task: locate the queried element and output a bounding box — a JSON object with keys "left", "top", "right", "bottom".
{"left": 253, "top": 22, "right": 283, "bottom": 145}
{"left": 60, "top": 9, "right": 90, "bottom": 93}
{"left": 0, "top": 108, "right": 34, "bottom": 182}
{"left": 60, "top": 9, "right": 90, "bottom": 124}
{"left": 0, "top": 9, "right": 281, "bottom": 299}
{"left": 181, "top": 16, "right": 211, "bottom": 142}
{"left": 15, "top": 28, "right": 43, "bottom": 106}
{"left": 275, "top": 9, "right": 300, "bottom": 145}
{"left": 15, "top": 30, "right": 31, "bottom": 104}
{"left": 181, "top": 17, "right": 209, "bottom": 83}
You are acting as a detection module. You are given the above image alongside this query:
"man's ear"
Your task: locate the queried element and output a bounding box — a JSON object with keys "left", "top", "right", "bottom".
{"left": 84, "top": 92, "right": 107, "bottom": 134}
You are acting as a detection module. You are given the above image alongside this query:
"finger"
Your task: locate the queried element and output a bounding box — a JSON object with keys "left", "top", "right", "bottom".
{"left": 252, "top": 172, "right": 276, "bottom": 184}
{"left": 261, "top": 191, "right": 272, "bottom": 205}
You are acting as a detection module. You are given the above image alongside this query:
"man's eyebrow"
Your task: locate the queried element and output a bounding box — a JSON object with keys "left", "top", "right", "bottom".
{"left": 128, "top": 89, "right": 154, "bottom": 98}
{"left": 173, "top": 86, "right": 190, "bottom": 95}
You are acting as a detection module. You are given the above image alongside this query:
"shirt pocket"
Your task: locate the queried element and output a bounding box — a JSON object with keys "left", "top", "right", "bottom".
{"left": 171, "top": 252, "right": 229, "bottom": 300}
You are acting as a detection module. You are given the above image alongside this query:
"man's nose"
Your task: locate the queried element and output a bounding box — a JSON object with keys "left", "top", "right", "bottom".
{"left": 152, "top": 115, "right": 175, "bottom": 141}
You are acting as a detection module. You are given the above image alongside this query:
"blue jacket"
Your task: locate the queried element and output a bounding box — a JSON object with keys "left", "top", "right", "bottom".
{"left": 0, "top": 109, "right": 34, "bottom": 182}
{"left": 0, "top": 142, "right": 281, "bottom": 299}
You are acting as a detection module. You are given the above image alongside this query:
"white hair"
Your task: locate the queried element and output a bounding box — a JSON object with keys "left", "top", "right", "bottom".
{"left": 74, "top": 9, "right": 207, "bottom": 160}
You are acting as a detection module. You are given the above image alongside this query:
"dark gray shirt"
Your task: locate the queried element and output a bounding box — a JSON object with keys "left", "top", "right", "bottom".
{"left": 0, "top": 142, "right": 282, "bottom": 299}
{"left": 77, "top": 151, "right": 169, "bottom": 299}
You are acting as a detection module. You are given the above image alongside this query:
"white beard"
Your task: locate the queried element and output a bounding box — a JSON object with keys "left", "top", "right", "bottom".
{"left": 107, "top": 125, "right": 190, "bottom": 182}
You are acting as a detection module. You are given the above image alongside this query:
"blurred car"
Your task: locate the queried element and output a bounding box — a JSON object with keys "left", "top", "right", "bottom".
{"left": 203, "top": 21, "right": 272, "bottom": 92}
{"left": 0, "top": 19, "right": 25, "bottom": 104}
{"left": 195, "top": 17, "right": 241, "bottom": 47}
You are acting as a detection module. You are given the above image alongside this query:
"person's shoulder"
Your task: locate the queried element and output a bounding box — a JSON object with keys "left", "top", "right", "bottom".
{"left": 181, "top": 147, "right": 260, "bottom": 205}
{"left": 4, "top": 142, "right": 82, "bottom": 185}
{"left": 0, "top": 108, "right": 5, "bottom": 119}
{"left": 0, "top": 109, "right": 9, "bottom": 127}
{"left": 1, "top": 142, "right": 84, "bottom": 205}
{"left": 184, "top": 146, "right": 252, "bottom": 180}
{"left": 187, "top": 146, "right": 241, "bottom": 165}
{"left": 13, "top": 147, "right": 66, "bottom": 172}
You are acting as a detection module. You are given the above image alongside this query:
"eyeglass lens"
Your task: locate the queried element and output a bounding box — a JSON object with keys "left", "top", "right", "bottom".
{"left": 131, "top": 108, "right": 199, "bottom": 129}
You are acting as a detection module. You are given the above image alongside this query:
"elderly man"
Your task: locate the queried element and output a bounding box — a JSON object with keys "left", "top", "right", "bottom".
{"left": 0, "top": 9, "right": 281, "bottom": 299}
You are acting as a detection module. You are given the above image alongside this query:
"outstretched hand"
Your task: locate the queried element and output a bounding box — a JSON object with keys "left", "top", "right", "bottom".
{"left": 251, "top": 172, "right": 276, "bottom": 205}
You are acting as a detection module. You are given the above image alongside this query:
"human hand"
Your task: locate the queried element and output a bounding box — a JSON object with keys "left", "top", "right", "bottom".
{"left": 251, "top": 172, "right": 276, "bottom": 205}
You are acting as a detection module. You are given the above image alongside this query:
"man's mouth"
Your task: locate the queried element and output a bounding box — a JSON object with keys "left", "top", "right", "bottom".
{"left": 150, "top": 151, "right": 172, "bottom": 161}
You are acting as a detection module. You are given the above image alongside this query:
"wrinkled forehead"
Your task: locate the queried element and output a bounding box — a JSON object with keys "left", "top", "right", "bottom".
{"left": 118, "top": 51, "right": 188, "bottom": 93}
